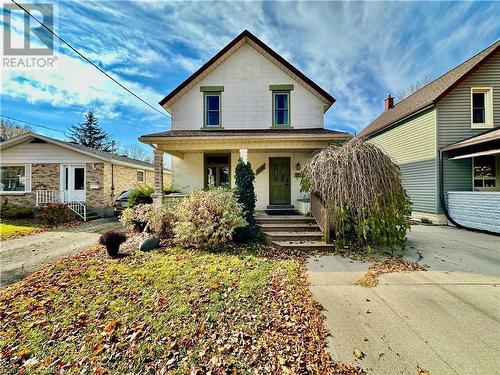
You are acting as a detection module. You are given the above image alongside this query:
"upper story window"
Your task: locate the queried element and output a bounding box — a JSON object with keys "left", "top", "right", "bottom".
{"left": 473, "top": 155, "right": 496, "bottom": 189}
{"left": 471, "top": 87, "right": 493, "bottom": 128}
{"left": 205, "top": 93, "right": 221, "bottom": 127}
{"left": 270, "top": 84, "right": 293, "bottom": 127}
{"left": 273, "top": 92, "right": 290, "bottom": 127}
{"left": 200, "top": 86, "right": 224, "bottom": 128}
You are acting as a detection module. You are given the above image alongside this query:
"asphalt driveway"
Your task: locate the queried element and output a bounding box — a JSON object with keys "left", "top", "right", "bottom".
{"left": 0, "top": 218, "right": 123, "bottom": 287}
{"left": 308, "top": 225, "right": 500, "bottom": 374}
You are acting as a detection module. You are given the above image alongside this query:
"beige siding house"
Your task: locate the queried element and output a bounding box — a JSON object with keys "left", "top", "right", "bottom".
{"left": 140, "top": 30, "right": 349, "bottom": 210}
{"left": 359, "top": 40, "right": 500, "bottom": 233}
{"left": 0, "top": 132, "right": 171, "bottom": 219}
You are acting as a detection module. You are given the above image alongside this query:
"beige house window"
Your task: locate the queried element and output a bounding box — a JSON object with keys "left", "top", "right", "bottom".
{"left": 471, "top": 87, "right": 493, "bottom": 128}
{"left": 473, "top": 155, "right": 496, "bottom": 188}
{"left": 136, "top": 170, "right": 145, "bottom": 183}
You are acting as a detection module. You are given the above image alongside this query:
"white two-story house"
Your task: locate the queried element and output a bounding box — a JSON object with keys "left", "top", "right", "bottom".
{"left": 140, "top": 30, "right": 349, "bottom": 210}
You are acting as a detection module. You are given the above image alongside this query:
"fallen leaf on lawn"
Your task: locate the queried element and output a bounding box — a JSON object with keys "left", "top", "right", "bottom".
{"left": 102, "top": 320, "right": 118, "bottom": 333}
{"left": 16, "top": 348, "right": 30, "bottom": 359}
{"left": 94, "top": 343, "right": 104, "bottom": 355}
{"left": 353, "top": 348, "right": 365, "bottom": 360}
{"left": 210, "top": 284, "right": 220, "bottom": 289}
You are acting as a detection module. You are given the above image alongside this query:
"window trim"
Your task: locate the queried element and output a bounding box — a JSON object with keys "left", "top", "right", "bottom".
{"left": 472, "top": 155, "right": 497, "bottom": 190}
{"left": 203, "top": 92, "right": 222, "bottom": 128}
{"left": 272, "top": 90, "right": 291, "bottom": 128}
{"left": 136, "top": 169, "right": 145, "bottom": 183}
{"left": 0, "top": 164, "right": 31, "bottom": 195}
{"left": 470, "top": 87, "right": 493, "bottom": 129}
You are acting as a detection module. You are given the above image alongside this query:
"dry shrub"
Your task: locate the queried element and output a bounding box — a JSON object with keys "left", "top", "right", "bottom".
{"left": 304, "top": 138, "right": 411, "bottom": 250}
{"left": 173, "top": 187, "right": 246, "bottom": 249}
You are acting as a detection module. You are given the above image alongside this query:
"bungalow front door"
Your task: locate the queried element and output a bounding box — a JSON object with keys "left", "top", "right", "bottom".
{"left": 61, "top": 165, "right": 86, "bottom": 202}
{"left": 269, "top": 157, "right": 291, "bottom": 205}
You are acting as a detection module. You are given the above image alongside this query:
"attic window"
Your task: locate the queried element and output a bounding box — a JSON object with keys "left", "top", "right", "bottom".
{"left": 273, "top": 92, "right": 290, "bottom": 127}
{"left": 471, "top": 87, "right": 493, "bottom": 128}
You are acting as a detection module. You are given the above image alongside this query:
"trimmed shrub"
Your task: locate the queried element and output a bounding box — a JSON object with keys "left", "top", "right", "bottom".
{"left": 0, "top": 204, "right": 34, "bottom": 220}
{"left": 173, "top": 187, "right": 246, "bottom": 249}
{"left": 233, "top": 159, "right": 257, "bottom": 242}
{"left": 127, "top": 184, "right": 181, "bottom": 207}
{"left": 99, "top": 231, "right": 126, "bottom": 258}
{"left": 127, "top": 185, "right": 154, "bottom": 207}
{"left": 40, "top": 203, "right": 70, "bottom": 225}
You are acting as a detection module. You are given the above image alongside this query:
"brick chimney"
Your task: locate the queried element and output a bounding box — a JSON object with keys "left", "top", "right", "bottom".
{"left": 384, "top": 94, "right": 394, "bottom": 111}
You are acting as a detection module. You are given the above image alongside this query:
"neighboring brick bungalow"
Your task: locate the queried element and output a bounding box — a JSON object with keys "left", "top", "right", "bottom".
{"left": 0, "top": 132, "right": 171, "bottom": 218}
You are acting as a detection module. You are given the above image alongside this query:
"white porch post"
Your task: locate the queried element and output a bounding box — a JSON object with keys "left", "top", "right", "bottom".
{"left": 152, "top": 148, "right": 164, "bottom": 205}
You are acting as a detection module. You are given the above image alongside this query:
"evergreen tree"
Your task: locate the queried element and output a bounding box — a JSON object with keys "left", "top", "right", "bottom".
{"left": 233, "top": 158, "right": 257, "bottom": 242}
{"left": 68, "top": 111, "right": 113, "bottom": 152}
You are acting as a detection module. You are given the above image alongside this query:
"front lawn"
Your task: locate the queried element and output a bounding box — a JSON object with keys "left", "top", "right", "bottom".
{"left": 0, "top": 243, "right": 363, "bottom": 374}
{"left": 0, "top": 222, "right": 37, "bottom": 239}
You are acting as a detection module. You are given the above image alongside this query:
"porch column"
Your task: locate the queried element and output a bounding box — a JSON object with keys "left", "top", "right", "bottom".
{"left": 151, "top": 148, "right": 164, "bottom": 205}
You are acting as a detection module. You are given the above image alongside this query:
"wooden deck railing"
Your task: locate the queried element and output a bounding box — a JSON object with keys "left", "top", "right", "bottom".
{"left": 311, "top": 192, "right": 330, "bottom": 242}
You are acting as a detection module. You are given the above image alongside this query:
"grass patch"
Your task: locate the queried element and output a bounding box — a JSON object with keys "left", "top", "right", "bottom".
{"left": 0, "top": 222, "right": 37, "bottom": 239}
{"left": 0, "top": 243, "right": 364, "bottom": 374}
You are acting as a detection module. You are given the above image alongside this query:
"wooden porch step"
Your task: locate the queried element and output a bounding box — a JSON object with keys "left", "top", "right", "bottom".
{"left": 255, "top": 215, "right": 316, "bottom": 224}
{"left": 258, "top": 223, "right": 320, "bottom": 232}
{"left": 263, "top": 231, "right": 323, "bottom": 242}
{"left": 266, "top": 205, "right": 294, "bottom": 209}
{"left": 272, "top": 240, "right": 335, "bottom": 251}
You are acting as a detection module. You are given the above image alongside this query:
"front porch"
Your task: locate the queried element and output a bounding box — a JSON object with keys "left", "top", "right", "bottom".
{"left": 140, "top": 128, "right": 348, "bottom": 210}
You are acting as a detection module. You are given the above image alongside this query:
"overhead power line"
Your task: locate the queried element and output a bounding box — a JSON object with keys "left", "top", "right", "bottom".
{"left": 0, "top": 114, "right": 68, "bottom": 136}
{"left": 11, "top": 0, "right": 170, "bottom": 119}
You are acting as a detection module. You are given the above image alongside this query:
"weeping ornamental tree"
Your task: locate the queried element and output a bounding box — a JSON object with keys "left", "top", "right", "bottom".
{"left": 303, "top": 138, "right": 412, "bottom": 250}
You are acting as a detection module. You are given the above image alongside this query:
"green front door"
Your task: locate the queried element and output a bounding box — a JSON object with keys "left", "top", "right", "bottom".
{"left": 269, "top": 157, "right": 291, "bottom": 205}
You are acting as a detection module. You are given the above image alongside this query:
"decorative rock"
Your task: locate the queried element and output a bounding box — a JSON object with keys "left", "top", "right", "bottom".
{"left": 139, "top": 236, "right": 160, "bottom": 251}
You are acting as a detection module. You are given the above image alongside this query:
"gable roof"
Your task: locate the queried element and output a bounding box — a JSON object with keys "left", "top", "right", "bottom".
{"left": 358, "top": 39, "right": 500, "bottom": 138}
{"left": 159, "top": 30, "right": 335, "bottom": 111}
{"left": 0, "top": 132, "right": 170, "bottom": 172}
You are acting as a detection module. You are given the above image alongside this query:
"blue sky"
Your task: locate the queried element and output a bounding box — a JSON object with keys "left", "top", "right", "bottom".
{"left": 2, "top": 0, "right": 500, "bottom": 152}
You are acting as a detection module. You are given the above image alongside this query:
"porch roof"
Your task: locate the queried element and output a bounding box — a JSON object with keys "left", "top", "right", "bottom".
{"left": 441, "top": 127, "right": 500, "bottom": 159}
{"left": 139, "top": 128, "right": 349, "bottom": 158}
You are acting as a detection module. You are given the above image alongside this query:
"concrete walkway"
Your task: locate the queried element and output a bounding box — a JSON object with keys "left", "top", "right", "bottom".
{"left": 0, "top": 218, "right": 123, "bottom": 287}
{"left": 308, "top": 225, "right": 500, "bottom": 375}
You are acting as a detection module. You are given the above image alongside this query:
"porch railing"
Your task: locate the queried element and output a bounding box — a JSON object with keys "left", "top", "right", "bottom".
{"left": 35, "top": 190, "right": 59, "bottom": 205}
{"left": 35, "top": 189, "right": 86, "bottom": 221}
{"left": 311, "top": 192, "right": 330, "bottom": 242}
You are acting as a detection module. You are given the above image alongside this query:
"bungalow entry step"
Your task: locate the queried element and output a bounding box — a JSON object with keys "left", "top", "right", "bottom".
{"left": 256, "top": 213, "right": 335, "bottom": 250}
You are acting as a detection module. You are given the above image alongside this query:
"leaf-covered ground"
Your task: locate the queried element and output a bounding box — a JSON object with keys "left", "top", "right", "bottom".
{"left": 355, "top": 258, "right": 426, "bottom": 287}
{"left": 0, "top": 242, "right": 364, "bottom": 374}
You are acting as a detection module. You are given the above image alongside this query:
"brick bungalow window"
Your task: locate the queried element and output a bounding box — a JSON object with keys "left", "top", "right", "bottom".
{"left": 137, "top": 170, "right": 145, "bottom": 183}
{"left": 0, "top": 164, "right": 31, "bottom": 193}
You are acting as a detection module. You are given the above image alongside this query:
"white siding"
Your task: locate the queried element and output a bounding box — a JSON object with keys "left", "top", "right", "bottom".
{"left": 170, "top": 43, "right": 325, "bottom": 130}
{"left": 448, "top": 192, "right": 500, "bottom": 233}
{"left": 0, "top": 142, "right": 100, "bottom": 164}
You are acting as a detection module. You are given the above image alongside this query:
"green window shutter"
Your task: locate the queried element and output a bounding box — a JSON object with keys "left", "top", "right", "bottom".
{"left": 200, "top": 86, "right": 224, "bottom": 92}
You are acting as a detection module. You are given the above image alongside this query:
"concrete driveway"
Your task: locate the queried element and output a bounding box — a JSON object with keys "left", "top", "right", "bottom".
{"left": 0, "top": 218, "right": 123, "bottom": 287}
{"left": 308, "top": 225, "right": 500, "bottom": 375}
